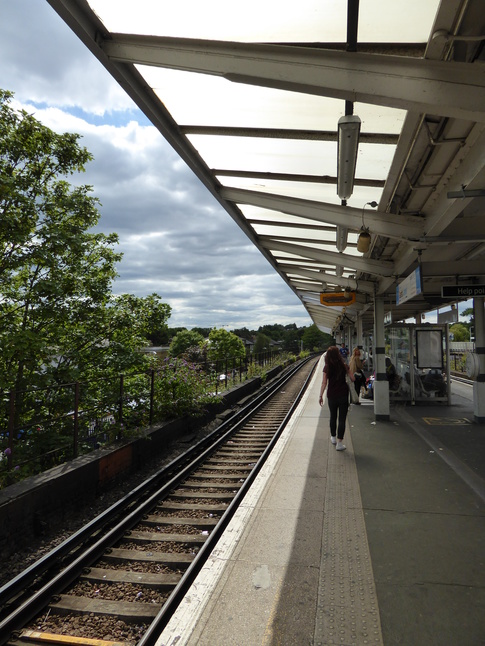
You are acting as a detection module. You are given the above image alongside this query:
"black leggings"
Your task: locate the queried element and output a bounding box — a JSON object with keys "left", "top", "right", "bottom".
{"left": 354, "top": 372, "right": 365, "bottom": 394}
{"left": 327, "top": 395, "right": 349, "bottom": 440}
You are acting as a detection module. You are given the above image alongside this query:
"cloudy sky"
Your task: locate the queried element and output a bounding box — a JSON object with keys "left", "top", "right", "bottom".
{"left": 0, "top": 0, "right": 313, "bottom": 331}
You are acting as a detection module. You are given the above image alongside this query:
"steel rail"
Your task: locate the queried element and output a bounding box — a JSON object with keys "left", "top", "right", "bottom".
{"left": 138, "top": 357, "right": 318, "bottom": 646}
{"left": 0, "top": 358, "right": 307, "bottom": 611}
{"left": 0, "top": 356, "right": 317, "bottom": 644}
{"left": 450, "top": 373, "right": 474, "bottom": 386}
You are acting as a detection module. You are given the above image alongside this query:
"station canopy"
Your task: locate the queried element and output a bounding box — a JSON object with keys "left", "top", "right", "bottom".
{"left": 48, "top": 0, "right": 485, "bottom": 333}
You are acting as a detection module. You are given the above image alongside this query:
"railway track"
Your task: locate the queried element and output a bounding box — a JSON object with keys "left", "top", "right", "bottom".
{"left": 1, "top": 356, "right": 319, "bottom": 646}
{"left": 450, "top": 371, "right": 473, "bottom": 385}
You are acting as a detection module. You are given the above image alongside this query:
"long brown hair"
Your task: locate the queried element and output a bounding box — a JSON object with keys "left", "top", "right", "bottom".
{"left": 324, "top": 346, "right": 346, "bottom": 381}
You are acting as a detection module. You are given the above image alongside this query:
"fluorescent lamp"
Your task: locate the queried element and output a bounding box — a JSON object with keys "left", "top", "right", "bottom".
{"left": 337, "top": 115, "right": 361, "bottom": 200}
{"left": 336, "top": 225, "right": 348, "bottom": 252}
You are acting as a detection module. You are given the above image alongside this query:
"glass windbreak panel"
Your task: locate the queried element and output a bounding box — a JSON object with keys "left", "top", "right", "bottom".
{"left": 385, "top": 326, "right": 411, "bottom": 394}
{"left": 358, "top": 0, "right": 441, "bottom": 43}
{"left": 385, "top": 325, "right": 448, "bottom": 402}
{"left": 414, "top": 327, "right": 448, "bottom": 399}
{"left": 90, "top": 0, "right": 347, "bottom": 42}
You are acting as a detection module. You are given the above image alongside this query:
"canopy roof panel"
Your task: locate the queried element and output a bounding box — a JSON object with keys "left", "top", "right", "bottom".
{"left": 47, "top": 0, "right": 485, "bottom": 333}
{"left": 90, "top": 0, "right": 439, "bottom": 43}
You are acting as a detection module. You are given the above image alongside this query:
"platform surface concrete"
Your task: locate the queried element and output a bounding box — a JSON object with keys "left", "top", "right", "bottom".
{"left": 156, "top": 359, "right": 485, "bottom": 646}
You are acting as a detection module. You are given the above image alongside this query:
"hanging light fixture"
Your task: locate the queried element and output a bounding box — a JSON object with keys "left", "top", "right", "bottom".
{"left": 337, "top": 115, "right": 361, "bottom": 200}
{"left": 357, "top": 229, "right": 371, "bottom": 253}
{"left": 357, "top": 201, "right": 378, "bottom": 253}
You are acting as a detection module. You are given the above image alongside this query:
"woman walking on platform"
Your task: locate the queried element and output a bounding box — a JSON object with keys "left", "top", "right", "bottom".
{"left": 318, "top": 346, "right": 355, "bottom": 451}
{"left": 349, "top": 347, "right": 365, "bottom": 403}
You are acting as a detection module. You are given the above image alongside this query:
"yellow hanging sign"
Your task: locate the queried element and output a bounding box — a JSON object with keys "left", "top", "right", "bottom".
{"left": 320, "top": 291, "right": 356, "bottom": 307}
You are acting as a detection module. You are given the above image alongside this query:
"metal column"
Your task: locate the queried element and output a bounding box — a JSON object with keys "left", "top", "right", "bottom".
{"left": 356, "top": 315, "right": 363, "bottom": 350}
{"left": 473, "top": 297, "right": 485, "bottom": 423}
{"left": 374, "top": 297, "right": 390, "bottom": 420}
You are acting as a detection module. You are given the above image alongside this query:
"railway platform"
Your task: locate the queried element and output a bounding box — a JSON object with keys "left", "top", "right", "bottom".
{"left": 157, "top": 356, "right": 485, "bottom": 646}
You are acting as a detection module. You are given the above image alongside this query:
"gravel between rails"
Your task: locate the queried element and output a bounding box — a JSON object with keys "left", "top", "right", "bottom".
{"left": 0, "top": 418, "right": 222, "bottom": 587}
{"left": 29, "top": 612, "right": 148, "bottom": 645}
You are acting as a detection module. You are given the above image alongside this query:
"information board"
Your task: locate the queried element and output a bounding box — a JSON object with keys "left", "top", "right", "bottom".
{"left": 397, "top": 266, "right": 422, "bottom": 306}
{"left": 416, "top": 329, "right": 443, "bottom": 369}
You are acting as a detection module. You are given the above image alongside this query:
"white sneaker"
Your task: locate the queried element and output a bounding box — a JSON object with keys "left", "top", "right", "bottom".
{"left": 331, "top": 436, "right": 337, "bottom": 445}
{"left": 336, "top": 442, "right": 346, "bottom": 451}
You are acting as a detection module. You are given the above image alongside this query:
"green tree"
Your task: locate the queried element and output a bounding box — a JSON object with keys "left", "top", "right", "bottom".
{"left": 461, "top": 307, "right": 474, "bottom": 320}
{"left": 232, "top": 327, "right": 254, "bottom": 341}
{"left": 0, "top": 90, "right": 172, "bottom": 406}
{"left": 191, "top": 326, "right": 211, "bottom": 338}
{"left": 282, "top": 327, "right": 301, "bottom": 353}
{"left": 449, "top": 323, "right": 470, "bottom": 342}
{"left": 253, "top": 332, "right": 272, "bottom": 354}
{"left": 146, "top": 318, "right": 171, "bottom": 346}
{"left": 206, "top": 328, "right": 246, "bottom": 362}
{"left": 99, "top": 293, "right": 171, "bottom": 371}
{"left": 169, "top": 329, "right": 205, "bottom": 357}
{"left": 258, "top": 324, "right": 286, "bottom": 341}
{"left": 301, "top": 324, "right": 332, "bottom": 351}
{"left": 0, "top": 90, "right": 115, "bottom": 391}
{"left": 460, "top": 307, "right": 475, "bottom": 337}
{"left": 166, "top": 327, "right": 187, "bottom": 341}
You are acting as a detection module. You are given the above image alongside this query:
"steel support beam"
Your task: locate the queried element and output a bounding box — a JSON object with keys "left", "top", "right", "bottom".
{"left": 277, "top": 265, "right": 376, "bottom": 294}
{"left": 180, "top": 126, "right": 399, "bottom": 144}
{"left": 220, "top": 187, "right": 425, "bottom": 241}
{"left": 260, "top": 238, "right": 395, "bottom": 278}
{"left": 101, "top": 34, "right": 485, "bottom": 123}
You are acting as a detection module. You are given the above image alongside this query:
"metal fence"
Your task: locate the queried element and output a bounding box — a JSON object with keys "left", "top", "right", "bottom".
{"left": 0, "top": 349, "right": 283, "bottom": 486}
{"left": 450, "top": 352, "right": 467, "bottom": 373}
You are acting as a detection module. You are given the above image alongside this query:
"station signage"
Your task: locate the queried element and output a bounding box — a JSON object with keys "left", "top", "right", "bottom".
{"left": 320, "top": 291, "right": 356, "bottom": 307}
{"left": 396, "top": 266, "right": 422, "bottom": 306}
{"left": 441, "top": 285, "right": 485, "bottom": 298}
{"left": 437, "top": 309, "right": 458, "bottom": 324}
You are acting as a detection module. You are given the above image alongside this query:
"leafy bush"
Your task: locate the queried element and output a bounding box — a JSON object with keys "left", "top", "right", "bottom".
{"left": 153, "top": 357, "right": 221, "bottom": 419}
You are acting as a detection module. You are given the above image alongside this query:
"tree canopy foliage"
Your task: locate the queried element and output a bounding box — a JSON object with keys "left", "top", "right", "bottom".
{"left": 449, "top": 323, "right": 470, "bottom": 342}
{"left": 169, "top": 329, "right": 205, "bottom": 357}
{"left": 206, "top": 328, "right": 246, "bottom": 362}
{"left": 301, "top": 324, "right": 333, "bottom": 351}
{"left": 163, "top": 322, "right": 332, "bottom": 355}
{"left": 253, "top": 332, "right": 273, "bottom": 354}
{"left": 0, "top": 90, "right": 171, "bottom": 399}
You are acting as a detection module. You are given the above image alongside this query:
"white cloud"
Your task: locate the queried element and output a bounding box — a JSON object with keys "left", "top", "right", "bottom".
{"left": 0, "top": 0, "right": 312, "bottom": 330}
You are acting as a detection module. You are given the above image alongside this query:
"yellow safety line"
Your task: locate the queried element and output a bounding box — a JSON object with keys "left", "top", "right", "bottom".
{"left": 19, "top": 630, "right": 126, "bottom": 646}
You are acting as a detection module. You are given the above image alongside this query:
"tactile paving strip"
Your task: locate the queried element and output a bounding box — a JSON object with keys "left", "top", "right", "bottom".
{"left": 314, "top": 430, "right": 383, "bottom": 646}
